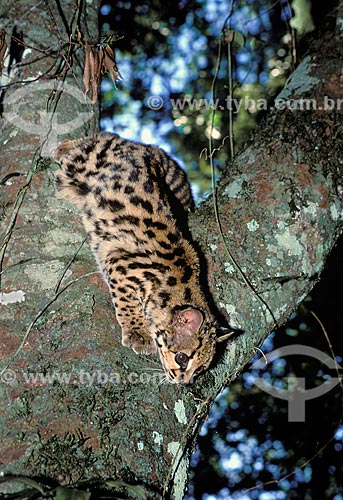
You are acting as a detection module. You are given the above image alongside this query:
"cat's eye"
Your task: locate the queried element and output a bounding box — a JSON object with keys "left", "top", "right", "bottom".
{"left": 175, "top": 352, "right": 189, "bottom": 367}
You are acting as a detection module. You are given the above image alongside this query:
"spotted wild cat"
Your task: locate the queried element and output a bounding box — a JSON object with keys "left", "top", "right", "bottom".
{"left": 52, "top": 133, "right": 231, "bottom": 385}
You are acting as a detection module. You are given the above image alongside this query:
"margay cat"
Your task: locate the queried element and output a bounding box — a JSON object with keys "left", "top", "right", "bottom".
{"left": 53, "top": 133, "right": 231, "bottom": 385}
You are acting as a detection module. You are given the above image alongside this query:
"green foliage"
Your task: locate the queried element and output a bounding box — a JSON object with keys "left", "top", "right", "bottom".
{"left": 290, "top": 0, "right": 315, "bottom": 34}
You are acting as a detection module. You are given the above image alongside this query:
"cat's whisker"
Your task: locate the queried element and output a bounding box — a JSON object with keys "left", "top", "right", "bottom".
{"left": 158, "top": 375, "right": 169, "bottom": 386}
{"left": 142, "top": 367, "right": 164, "bottom": 372}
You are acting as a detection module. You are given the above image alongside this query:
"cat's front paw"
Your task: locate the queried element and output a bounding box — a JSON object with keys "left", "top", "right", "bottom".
{"left": 122, "top": 332, "right": 157, "bottom": 355}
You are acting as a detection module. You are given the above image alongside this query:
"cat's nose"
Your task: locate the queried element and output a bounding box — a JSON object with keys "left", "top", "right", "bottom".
{"left": 178, "top": 375, "right": 194, "bottom": 386}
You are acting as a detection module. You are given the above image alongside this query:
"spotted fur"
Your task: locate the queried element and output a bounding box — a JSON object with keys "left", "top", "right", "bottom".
{"left": 53, "top": 133, "right": 223, "bottom": 385}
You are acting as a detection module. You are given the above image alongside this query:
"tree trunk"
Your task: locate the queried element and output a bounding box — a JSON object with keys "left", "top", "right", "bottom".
{"left": 1, "top": 2, "right": 343, "bottom": 499}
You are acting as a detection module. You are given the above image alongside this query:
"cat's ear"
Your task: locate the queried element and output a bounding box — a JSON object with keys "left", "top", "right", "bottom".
{"left": 216, "top": 328, "right": 235, "bottom": 343}
{"left": 173, "top": 308, "right": 203, "bottom": 337}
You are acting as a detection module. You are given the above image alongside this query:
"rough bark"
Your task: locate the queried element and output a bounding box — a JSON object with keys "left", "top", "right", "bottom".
{"left": 1, "top": 2, "right": 343, "bottom": 499}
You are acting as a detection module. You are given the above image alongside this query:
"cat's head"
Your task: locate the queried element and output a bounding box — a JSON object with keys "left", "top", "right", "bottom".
{"left": 156, "top": 307, "right": 233, "bottom": 385}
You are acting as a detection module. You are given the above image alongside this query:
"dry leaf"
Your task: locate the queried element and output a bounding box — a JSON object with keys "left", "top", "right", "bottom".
{"left": 103, "top": 45, "right": 121, "bottom": 86}
{"left": 76, "top": 26, "right": 83, "bottom": 46}
{"left": 83, "top": 40, "right": 121, "bottom": 104}
{"left": 0, "top": 30, "right": 8, "bottom": 77}
{"left": 91, "top": 46, "right": 101, "bottom": 103}
{"left": 83, "top": 41, "right": 92, "bottom": 98}
{"left": 223, "top": 29, "right": 234, "bottom": 44}
{"left": 83, "top": 42, "right": 101, "bottom": 103}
